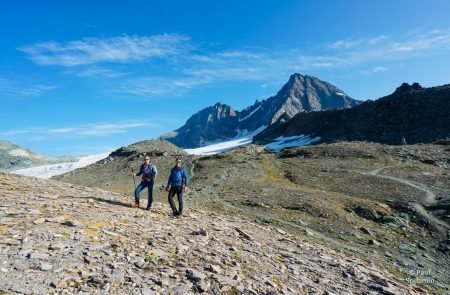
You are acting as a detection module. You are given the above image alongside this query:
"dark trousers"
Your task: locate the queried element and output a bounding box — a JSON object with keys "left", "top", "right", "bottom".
{"left": 135, "top": 181, "right": 154, "bottom": 208}
{"left": 168, "top": 186, "right": 183, "bottom": 215}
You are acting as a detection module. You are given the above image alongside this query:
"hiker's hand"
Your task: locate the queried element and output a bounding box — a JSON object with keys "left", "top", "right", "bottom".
{"left": 131, "top": 172, "right": 136, "bottom": 176}
{"left": 184, "top": 186, "right": 190, "bottom": 192}
{"left": 165, "top": 186, "right": 170, "bottom": 191}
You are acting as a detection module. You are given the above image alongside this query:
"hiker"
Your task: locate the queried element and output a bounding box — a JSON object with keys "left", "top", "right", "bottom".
{"left": 132, "top": 155, "right": 158, "bottom": 210}
{"left": 165, "top": 157, "right": 189, "bottom": 217}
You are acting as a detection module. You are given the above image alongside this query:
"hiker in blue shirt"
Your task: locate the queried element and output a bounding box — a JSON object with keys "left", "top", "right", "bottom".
{"left": 132, "top": 155, "right": 158, "bottom": 210}
{"left": 165, "top": 157, "right": 189, "bottom": 217}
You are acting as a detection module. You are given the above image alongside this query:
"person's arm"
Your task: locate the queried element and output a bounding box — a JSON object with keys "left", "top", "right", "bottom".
{"left": 136, "top": 164, "right": 143, "bottom": 176}
{"left": 165, "top": 169, "right": 171, "bottom": 190}
{"left": 153, "top": 165, "right": 158, "bottom": 178}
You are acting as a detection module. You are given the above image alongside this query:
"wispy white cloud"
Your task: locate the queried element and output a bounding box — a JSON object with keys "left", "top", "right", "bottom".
{"left": 388, "top": 30, "right": 450, "bottom": 53}
{"left": 329, "top": 39, "right": 365, "bottom": 49}
{"left": 261, "top": 80, "right": 284, "bottom": 88}
{"left": 116, "top": 76, "right": 208, "bottom": 97}
{"left": 16, "top": 85, "right": 57, "bottom": 96}
{"left": 77, "top": 123, "right": 150, "bottom": 136}
{"left": 367, "top": 35, "right": 388, "bottom": 45}
{"left": 117, "top": 29, "right": 450, "bottom": 97}
{"left": 19, "top": 34, "right": 190, "bottom": 67}
{"left": 0, "top": 122, "right": 154, "bottom": 139}
{"left": 329, "top": 35, "right": 389, "bottom": 49}
{"left": 46, "top": 128, "right": 78, "bottom": 134}
{"left": 0, "top": 129, "right": 31, "bottom": 136}
{"left": 18, "top": 29, "right": 450, "bottom": 98}
{"left": 360, "top": 66, "right": 390, "bottom": 76}
{"left": 371, "top": 66, "right": 388, "bottom": 73}
{"left": 76, "top": 67, "right": 127, "bottom": 78}
{"left": 328, "top": 30, "right": 450, "bottom": 58}
{"left": 0, "top": 76, "right": 56, "bottom": 98}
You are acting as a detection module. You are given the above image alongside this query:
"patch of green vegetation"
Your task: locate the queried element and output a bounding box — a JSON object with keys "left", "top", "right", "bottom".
{"left": 145, "top": 254, "right": 157, "bottom": 265}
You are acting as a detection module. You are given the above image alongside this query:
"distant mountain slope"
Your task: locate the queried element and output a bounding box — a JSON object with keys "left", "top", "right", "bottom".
{"left": 0, "top": 140, "right": 72, "bottom": 171}
{"left": 254, "top": 82, "right": 450, "bottom": 145}
{"left": 160, "top": 73, "right": 361, "bottom": 148}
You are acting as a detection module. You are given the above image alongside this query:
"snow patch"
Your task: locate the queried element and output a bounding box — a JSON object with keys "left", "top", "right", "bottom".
{"left": 238, "top": 104, "right": 262, "bottom": 122}
{"left": 12, "top": 152, "right": 110, "bottom": 179}
{"left": 265, "top": 135, "right": 321, "bottom": 152}
{"left": 185, "top": 126, "right": 266, "bottom": 155}
{"left": 336, "top": 92, "right": 345, "bottom": 96}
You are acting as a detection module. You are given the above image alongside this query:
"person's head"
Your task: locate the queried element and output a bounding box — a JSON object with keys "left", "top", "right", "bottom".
{"left": 144, "top": 156, "right": 150, "bottom": 163}
{"left": 175, "top": 157, "right": 182, "bottom": 167}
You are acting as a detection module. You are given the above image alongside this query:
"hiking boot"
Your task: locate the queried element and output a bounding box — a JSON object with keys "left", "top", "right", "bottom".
{"left": 145, "top": 206, "right": 151, "bottom": 211}
{"left": 132, "top": 203, "right": 139, "bottom": 208}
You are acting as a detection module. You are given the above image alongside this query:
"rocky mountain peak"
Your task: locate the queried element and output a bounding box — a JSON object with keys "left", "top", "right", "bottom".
{"left": 161, "top": 73, "right": 361, "bottom": 148}
{"left": 278, "top": 73, "right": 308, "bottom": 97}
{"left": 265, "top": 73, "right": 359, "bottom": 124}
{"left": 287, "top": 73, "right": 349, "bottom": 97}
{"left": 210, "top": 103, "right": 236, "bottom": 121}
{"left": 394, "top": 82, "right": 423, "bottom": 95}
{"left": 286, "top": 72, "right": 309, "bottom": 84}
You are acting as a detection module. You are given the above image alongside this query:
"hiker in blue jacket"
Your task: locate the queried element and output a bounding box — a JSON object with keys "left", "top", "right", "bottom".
{"left": 165, "top": 157, "right": 189, "bottom": 217}
{"left": 132, "top": 155, "right": 158, "bottom": 210}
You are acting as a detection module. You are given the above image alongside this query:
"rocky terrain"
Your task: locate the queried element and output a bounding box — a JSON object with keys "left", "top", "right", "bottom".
{"left": 1, "top": 172, "right": 430, "bottom": 294}
{"left": 0, "top": 140, "right": 72, "bottom": 171}
{"left": 254, "top": 83, "right": 450, "bottom": 145}
{"left": 53, "top": 140, "right": 450, "bottom": 293}
{"left": 160, "top": 73, "right": 360, "bottom": 148}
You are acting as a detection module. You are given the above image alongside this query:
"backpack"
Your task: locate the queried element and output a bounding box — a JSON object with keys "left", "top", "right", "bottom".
{"left": 178, "top": 166, "right": 185, "bottom": 185}
{"left": 172, "top": 166, "right": 185, "bottom": 186}
{"left": 143, "top": 164, "right": 156, "bottom": 181}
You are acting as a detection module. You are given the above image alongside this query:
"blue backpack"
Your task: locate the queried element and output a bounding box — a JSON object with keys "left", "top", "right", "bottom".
{"left": 171, "top": 166, "right": 185, "bottom": 186}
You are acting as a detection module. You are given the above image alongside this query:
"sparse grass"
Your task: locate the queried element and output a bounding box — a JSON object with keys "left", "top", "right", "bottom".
{"left": 258, "top": 160, "right": 292, "bottom": 186}
{"left": 90, "top": 236, "right": 101, "bottom": 242}
{"left": 90, "top": 222, "right": 109, "bottom": 228}
{"left": 145, "top": 253, "right": 157, "bottom": 265}
{"left": 272, "top": 255, "right": 285, "bottom": 263}
{"left": 118, "top": 236, "right": 128, "bottom": 242}
{"left": 83, "top": 228, "right": 100, "bottom": 236}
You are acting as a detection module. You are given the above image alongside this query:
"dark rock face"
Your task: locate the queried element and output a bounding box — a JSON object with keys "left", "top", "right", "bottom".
{"left": 160, "top": 103, "right": 239, "bottom": 148}
{"left": 254, "top": 83, "right": 450, "bottom": 145}
{"left": 161, "top": 73, "right": 360, "bottom": 148}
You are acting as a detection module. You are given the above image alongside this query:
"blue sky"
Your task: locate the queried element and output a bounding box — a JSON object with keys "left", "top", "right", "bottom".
{"left": 1, "top": 0, "right": 450, "bottom": 156}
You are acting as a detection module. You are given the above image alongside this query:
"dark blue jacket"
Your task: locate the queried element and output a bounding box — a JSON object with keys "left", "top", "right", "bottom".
{"left": 167, "top": 166, "right": 188, "bottom": 187}
{"left": 136, "top": 163, "right": 157, "bottom": 182}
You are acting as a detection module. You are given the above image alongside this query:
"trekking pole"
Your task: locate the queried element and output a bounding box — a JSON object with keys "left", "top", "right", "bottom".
{"left": 131, "top": 168, "right": 137, "bottom": 190}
